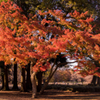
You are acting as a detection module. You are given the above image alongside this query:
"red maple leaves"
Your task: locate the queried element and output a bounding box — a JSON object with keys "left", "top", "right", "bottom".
{"left": 0, "top": 1, "right": 100, "bottom": 76}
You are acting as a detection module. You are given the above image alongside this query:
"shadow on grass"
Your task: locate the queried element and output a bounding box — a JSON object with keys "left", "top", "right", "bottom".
{"left": 0, "top": 91, "right": 32, "bottom": 99}
{"left": 0, "top": 84, "right": 100, "bottom": 99}
{"left": 0, "top": 90, "right": 100, "bottom": 99}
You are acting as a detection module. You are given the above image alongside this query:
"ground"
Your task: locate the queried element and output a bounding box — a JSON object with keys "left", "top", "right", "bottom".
{"left": 0, "top": 90, "right": 100, "bottom": 100}
{"left": 0, "top": 80, "right": 100, "bottom": 100}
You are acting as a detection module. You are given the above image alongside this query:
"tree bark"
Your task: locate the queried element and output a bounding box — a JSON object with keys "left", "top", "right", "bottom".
{"left": 20, "top": 68, "right": 26, "bottom": 92}
{"left": 31, "top": 71, "right": 37, "bottom": 98}
{"left": 40, "top": 65, "right": 58, "bottom": 94}
{"left": 97, "top": 76, "right": 100, "bottom": 86}
{"left": 0, "top": 61, "right": 4, "bottom": 89}
{"left": 90, "top": 67, "right": 100, "bottom": 86}
{"left": 2, "top": 65, "right": 9, "bottom": 90}
{"left": 91, "top": 75, "right": 97, "bottom": 85}
{"left": 36, "top": 71, "right": 42, "bottom": 92}
{"left": 88, "top": 56, "right": 100, "bottom": 86}
{"left": 12, "top": 63, "right": 19, "bottom": 90}
{"left": 90, "top": 75, "right": 100, "bottom": 86}
{"left": 97, "top": 68, "right": 100, "bottom": 86}
{"left": 26, "top": 63, "right": 32, "bottom": 90}
{"left": 1, "top": 75, "right": 4, "bottom": 90}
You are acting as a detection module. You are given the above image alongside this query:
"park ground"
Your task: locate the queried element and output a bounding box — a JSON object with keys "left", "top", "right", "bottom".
{"left": 0, "top": 84, "right": 100, "bottom": 100}
{"left": 0, "top": 90, "right": 100, "bottom": 100}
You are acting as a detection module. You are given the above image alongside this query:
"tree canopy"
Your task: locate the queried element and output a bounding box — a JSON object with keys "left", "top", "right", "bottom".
{"left": 0, "top": 0, "right": 99, "bottom": 77}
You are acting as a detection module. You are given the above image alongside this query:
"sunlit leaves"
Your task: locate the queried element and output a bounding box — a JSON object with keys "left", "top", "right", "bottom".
{"left": 0, "top": 1, "right": 100, "bottom": 76}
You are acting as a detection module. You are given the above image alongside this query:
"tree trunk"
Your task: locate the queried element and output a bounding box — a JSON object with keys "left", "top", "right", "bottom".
{"left": 91, "top": 75, "right": 97, "bottom": 85}
{"left": 97, "top": 76, "right": 100, "bottom": 86}
{"left": 12, "top": 63, "right": 19, "bottom": 90}
{"left": 1, "top": 75, "right": 4, "bottom": 90}
{"left": 20, "top": 68, "right": 26, "bottom": 92}
{"left": 31, "top": 72, "right": 37, "bottom": 98}
{"left": 2, "top": 65, "right": 9, "bottom": 90}
{"left": 40, "top": 65, "right": 58, "bottom": 94}
{"left": 26, "top": 63, "right": 32, "bottom": 90}
{"left": 36, "top": 71, "right": 42, "bottom": 92}
{"left": 97, "top": 68, "right": 100, "bottom": 86}
{"left": 0, "top": 61, "right": 4, "bottom": 89}
{"left": 88, "top": 57, "right": 100, "bottom": 86}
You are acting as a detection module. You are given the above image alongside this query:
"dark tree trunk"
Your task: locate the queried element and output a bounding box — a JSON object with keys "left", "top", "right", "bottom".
{"left": 20, "top": 68, "right": 26, "bottom": 92}
{"left": 88, "top": 57, "right": 100, "bottom": 86}
{"left": 1, "top": 75, "right": 4, "bottom": 90}
{"left": 2, "top": 65, "right": 9, "bottom": 90}
{"left": 97, "top": 68, "right": 100, "bottom": 86}
{"left": 90, "top": 75, "right": 100, "bottom": 86}
{"left": 36, "top": 71, "right": 42, "bottom": 92}
{"left": 91, "top": 75, "right": 97, "bottom": 85}
{"left": 97, "top": 76, "right": 100, "bottom": 86}
{"left": 0, "top": 61, "right": 4, "bottom": 89}
{"left": 90, "top": 68, "right": 100, "bottom": 86}
{"left": 12, "top": 63, "right": 19, "bottom": 90}
{"left": 26, "top": 63, "right": 32, "bottom": 90}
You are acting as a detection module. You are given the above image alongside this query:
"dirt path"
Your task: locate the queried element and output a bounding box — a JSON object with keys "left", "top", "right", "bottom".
{"left": 0, "top": 90, "right": 100, "bottom": 100}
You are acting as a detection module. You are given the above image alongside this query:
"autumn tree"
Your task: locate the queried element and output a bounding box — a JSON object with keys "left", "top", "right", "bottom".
{"left": 0, "top": 0, "right": 100, "bottom": 98}
{"left": 10, "top": 0, "right": 100, "bottom": 89}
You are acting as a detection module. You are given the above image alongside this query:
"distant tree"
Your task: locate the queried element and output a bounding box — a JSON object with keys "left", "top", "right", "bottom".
{"left": 80, "top": 78, "right": 85, "bottom": 85}
{"left": 53, "top": 69, "right": 71, "bottom": 82}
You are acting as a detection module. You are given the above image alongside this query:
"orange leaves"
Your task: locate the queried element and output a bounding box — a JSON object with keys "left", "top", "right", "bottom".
{"left": 94, "top": 45, "right": 100, "bottom": 51}
{"left": 0, "top": 0, "right": 100, "bottom": 75}
{"left": 38, "top": 10, "right": 48, "bottom": 15}
{"left": 32, "top": 60, "right": 50, "bottom": 72}
{"left": 0, "top": 1, "right": 30, "bottom": 66}
{"left": 94, "top": 72, "right": 100, "bottom": 77}
{"left": 69, "top": 10, "right": 88, "bottom": 19}
{"left": 69, "top": 10, "right": 80, "bottom": 18}
{"left": 92, "top": 34, "right": 100, "bottom": 44}
{"left": 49, "top": 10, "right": 65, "bottom": 17}
{"left": 86, "top": 17, "right": 94, "bottom": 23}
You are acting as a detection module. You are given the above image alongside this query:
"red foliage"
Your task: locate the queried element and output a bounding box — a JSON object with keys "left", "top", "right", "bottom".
{"left": 0, "top": 1, "right": 99, "bottom": 76}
